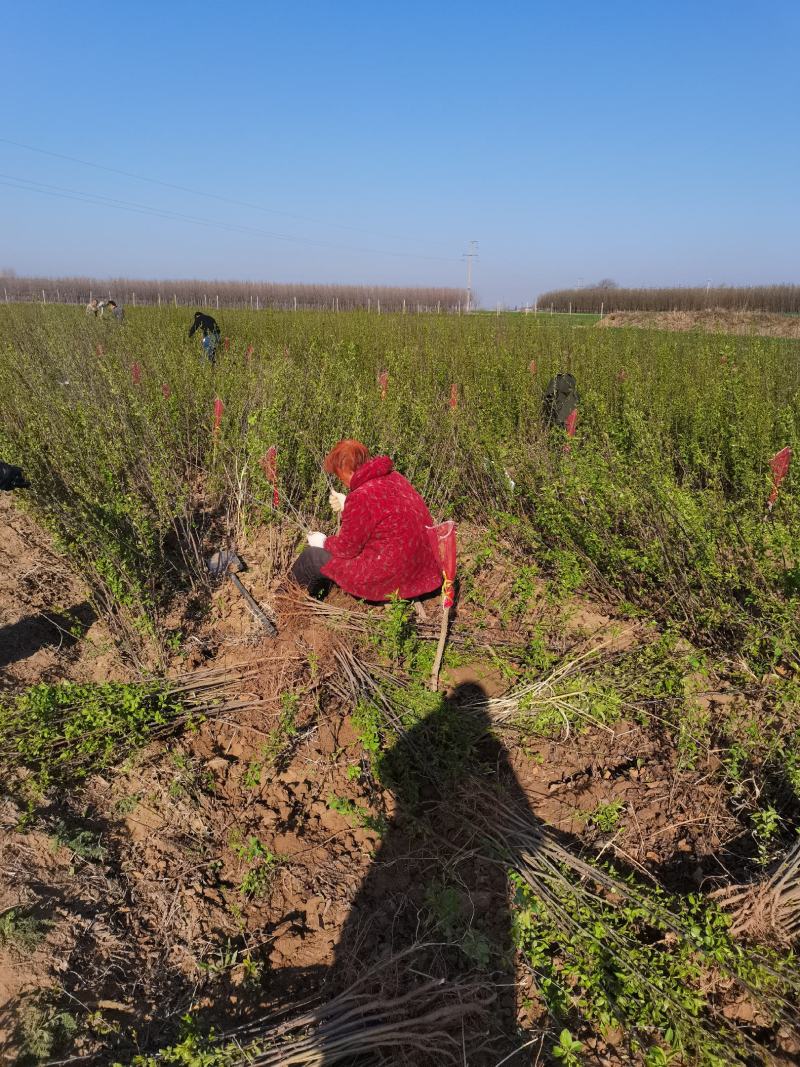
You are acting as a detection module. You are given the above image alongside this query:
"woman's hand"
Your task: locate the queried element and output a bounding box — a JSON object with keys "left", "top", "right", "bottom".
{"left": 307, "top": 531, "right": 327, "bottom": 548}
{"left": 329, "top": 489, "right": 346, "bottom": 513}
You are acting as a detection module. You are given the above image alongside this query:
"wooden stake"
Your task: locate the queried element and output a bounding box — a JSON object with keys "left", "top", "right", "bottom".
{"left": 430, "top": 605, "right": 450, "bottom": 691}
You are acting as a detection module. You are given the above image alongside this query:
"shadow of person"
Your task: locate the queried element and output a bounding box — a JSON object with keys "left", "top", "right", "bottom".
{"left": 0, "top": 601, "right": 96, "bottom": 673}
{"left": 325, "top": 681, "right": 541, "bottom": 1066}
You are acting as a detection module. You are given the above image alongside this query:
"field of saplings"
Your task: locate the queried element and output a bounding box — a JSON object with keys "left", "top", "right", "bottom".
{"left": 0, "top": 303, "right": 799, "bottom": 1066}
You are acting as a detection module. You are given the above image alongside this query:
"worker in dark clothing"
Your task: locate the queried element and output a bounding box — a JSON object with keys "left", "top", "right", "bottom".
{"left": 106, "top": 300, "right": 124, "bottom": 322}
{"left": 0, "top": 462, "right": 29, "bottom": 491}
{"left": 189, "top": 312, "right": 221, "bottom": 365}
{"left": 542, "top": 372, "right": 579, "bottom": 429}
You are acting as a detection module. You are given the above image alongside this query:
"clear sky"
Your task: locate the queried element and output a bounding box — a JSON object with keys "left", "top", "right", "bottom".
{"left": 1, "top": 1, "right": 798, "bottom": 307}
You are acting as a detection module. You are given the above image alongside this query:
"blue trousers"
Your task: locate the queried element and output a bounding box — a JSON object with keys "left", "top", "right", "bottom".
{"left": 201, "top": 334, "right": 219, "bottom": 365}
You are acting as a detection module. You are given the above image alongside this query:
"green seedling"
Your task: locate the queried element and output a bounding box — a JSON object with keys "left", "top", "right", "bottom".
{"left": 327, "top": 794, "right": 386, "bottom": 834}
{"left": 552, "top": 1029, "right": 583, "bottom": 1066}
{"left": 0, "top": 907, "right": 49, "bottom": 954}
{"left": 581, "top": 798, "right": 626, "bottom": 833}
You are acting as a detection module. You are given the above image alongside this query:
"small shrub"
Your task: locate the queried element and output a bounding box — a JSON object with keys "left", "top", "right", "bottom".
{"left": 0, "top": 680, "right": 185, "bottom": 794}
{"left": 0, "top": 907, "right": 48, "bottom": 954}
{"left": 582, "top": 798, "right": 625, "bottom": 833}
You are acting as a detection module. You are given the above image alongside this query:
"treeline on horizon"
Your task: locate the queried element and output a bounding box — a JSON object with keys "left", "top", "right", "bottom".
{"left": 536, "top": 283, "right": 800, "bottom": 314}
{"left": 0, "top": 273, "right": 465, "bottom": 312}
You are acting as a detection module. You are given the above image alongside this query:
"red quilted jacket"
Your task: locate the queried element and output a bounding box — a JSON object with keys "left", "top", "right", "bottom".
{"left": 321, "top": 456, "right": 442, "bottom": 601}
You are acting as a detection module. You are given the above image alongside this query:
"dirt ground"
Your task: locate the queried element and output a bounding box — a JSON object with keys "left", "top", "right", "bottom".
{"left": 0, "top": 496, "right": 123, "bottom": 693}
{"left": 597, "top": 308, "right": 800, "bottom": 338}
{"left": 0, "top": 505, "right": 794, "bottom": 1063}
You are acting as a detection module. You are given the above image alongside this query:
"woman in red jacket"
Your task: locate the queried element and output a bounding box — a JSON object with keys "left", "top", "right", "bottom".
{"left": 290, "top": 439, "right": 442, "bottom": 601}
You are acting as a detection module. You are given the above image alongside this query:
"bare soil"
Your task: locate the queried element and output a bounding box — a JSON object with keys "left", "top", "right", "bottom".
{"left": 0, "top": 507, "right": 792, "bottom": 1063}
{"left": 0, "top": 495, "right": 123, "bottom": 693}
{"left": 598, "top": 308, "right": 800, "bottom": 339}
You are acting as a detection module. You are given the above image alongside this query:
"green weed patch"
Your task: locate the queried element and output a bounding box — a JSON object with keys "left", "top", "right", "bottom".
{"left": 0, "top": 680, "right": 187, "bottom": 795}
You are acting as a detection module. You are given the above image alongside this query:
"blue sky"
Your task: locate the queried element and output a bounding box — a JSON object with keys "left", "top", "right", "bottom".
{"left": 1, "top": 1, "right": 798, "bottom": 306}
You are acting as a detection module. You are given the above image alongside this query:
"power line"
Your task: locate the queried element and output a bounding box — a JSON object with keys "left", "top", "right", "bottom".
{"left": 0, "top": 172, "right": 326, "bottom": 240}
{"left": 0, "top": 174, "right": 246, "bottom": 232}
{"left": 0, "top": 136, "right": 414, "bottom": 244}
{"left": 0, "top": 171, "right": 460, "bottom": 263}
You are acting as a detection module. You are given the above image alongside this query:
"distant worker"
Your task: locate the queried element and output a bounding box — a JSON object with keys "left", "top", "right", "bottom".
{"left": 290, "top": 439, "right": 442, "bottom": 601}
{"left": 189, "top": 311, "right": 221, "bottom": 365}
{"left": 542, "top": 372, "right": 579, "bottom": 430}
{"left": 86, "top": 299, "right": 120, "bottom": 318}
{"left": 0, "top": 462, "right": 29, "bottom": 491}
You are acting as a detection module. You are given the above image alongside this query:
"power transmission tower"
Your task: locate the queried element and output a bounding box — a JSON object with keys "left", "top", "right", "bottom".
{"left": 463, "top": 240, "right": 479, "bottom": 312}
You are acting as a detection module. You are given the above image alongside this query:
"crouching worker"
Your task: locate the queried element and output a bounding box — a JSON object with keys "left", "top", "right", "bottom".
{"left": 291, "top": 440, "right": 442, "bottom": 601}
{"left": 106, "top": 299, "right": 124, "bottom": 322}
{"left": 189, "top": 311, "right": 221, "bottom": 365}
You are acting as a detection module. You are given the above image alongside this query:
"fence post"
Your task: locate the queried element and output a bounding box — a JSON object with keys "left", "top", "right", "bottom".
{"left": 158, "top": 292, "right": 161, "bottom": 307}
{"left": 568, "top": 301, "right": 571, "bottom": 315}
{"left": 600, "top": 302, "right": 604, "bottom": 318}
{"left": 216, "top": 294, "right": 219, "bottom": 309}
{"left": 42, "top": 289, "right": 46, "bottom": 304}
{"left": 256, "top": 295, "right": 259, "bottom": 311}
{"left": 377, "top": 299, "right": 381, "bottom": 315}
{"left": 174, "top": 293, "right": 177, "bottom": 307}
{"left": 294, "top": 296, "right": 297, "bottom": 311}
{"left": 133, "top": 291, "right": 136, "bottom": 307}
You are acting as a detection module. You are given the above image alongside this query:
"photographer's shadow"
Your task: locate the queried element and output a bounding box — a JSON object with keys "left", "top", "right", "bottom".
{"left": 326, "top": 681, "right": 541, "bottom": 1066}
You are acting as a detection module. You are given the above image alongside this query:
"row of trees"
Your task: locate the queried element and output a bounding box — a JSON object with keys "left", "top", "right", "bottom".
{"left": 0, "top": 273, "right": 465, "bottom": 313}
{"left": 536, "top": 283, "right": 800, "bottom": 314}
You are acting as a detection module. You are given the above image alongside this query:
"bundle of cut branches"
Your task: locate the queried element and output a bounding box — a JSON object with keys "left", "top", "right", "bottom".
{"left": 333, "top": 632, "right": 678, "bottom": 745}
{"left": 140, "top": 947, "right": 493, "bottom": 1065}
{"left": 311, "top": 640, "right": 800, "bottom": 1062}
{"left": 467, "top": 783, "right": 800, "bottom": 1063}
{"left": 0, "top": 664, "right": 262, "bottom": 793}
{"left": 293, "top": 591, "right": 520, "bottom": 650}
{"left": 712, "top": 837, "right": 800, "bottom": 944}
{"left": 327, "top": 642, "right": 410, "bottom": 737}
{"left": 466, "top": 641, "right": 614, "bottom": 735}
{"left": 275, "top": 591, "right": 374, "bottom": 636}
